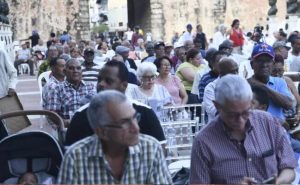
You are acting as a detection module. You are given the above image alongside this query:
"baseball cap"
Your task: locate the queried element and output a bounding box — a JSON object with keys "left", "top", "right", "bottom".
{"left": 219, "top": 40, "right": 233, "bottom": 50}
{"left": 251, "top": 43, "right": 275, "bottom": 59}
{"left": 115, "top": 45, "right": 130, "bottom": 54}
{"left": 186, "top": 24, "right": 193, "bottom": 29}
{"left": 154, "top": 41, "right": 165, "bottom": 49}
{"left": 272, "top": 41, "right": 291, "bottom": 50}
{"left": 84, "top": 47, "right": 94, "bottom": 55}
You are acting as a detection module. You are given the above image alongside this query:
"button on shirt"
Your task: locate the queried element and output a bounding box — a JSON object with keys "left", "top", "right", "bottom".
{"left": 190, "top": 110, "right": 297, "bottom": 184}
{"left": 57, "top": 134, "right": 172, "bottom": 184}
{"left": 266, "top": 76, "right": 293, "bottom": 120}
{"left": 44, "top": 80, "right": 96, "bottom": 119}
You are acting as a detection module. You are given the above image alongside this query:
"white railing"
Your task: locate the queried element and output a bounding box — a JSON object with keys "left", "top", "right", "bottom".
{"left": 0, "top": 22, "right": 14, "bottom": 61}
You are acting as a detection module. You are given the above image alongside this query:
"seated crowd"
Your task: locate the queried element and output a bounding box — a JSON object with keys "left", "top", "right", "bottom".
{"left": 6, "top": 21, "right": 300, "bottom": 184}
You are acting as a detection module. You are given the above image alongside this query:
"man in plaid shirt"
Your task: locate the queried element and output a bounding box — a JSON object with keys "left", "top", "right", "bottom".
{"left": 57, "top": 90, "right": 172, "bottom": 184}
{"left": 44, "top": 58, "right": 96, "bottom": 126}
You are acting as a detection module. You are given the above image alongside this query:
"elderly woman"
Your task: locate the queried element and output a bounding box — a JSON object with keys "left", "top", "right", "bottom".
{"left": 129, "top": 62, "right": 173, "bottom": 116}
{"left": 154, "top": 56, "right": 188, "bottom": 105}
{"left": 176, "top": 48, "right": 206, "bottom": 103}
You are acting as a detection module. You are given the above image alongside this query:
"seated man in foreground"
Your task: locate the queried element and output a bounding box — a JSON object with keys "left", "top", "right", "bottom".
{"left": 57, "top": 90, "right": 172, "bottom": 184}
{"left": 190, "top": 74, "right": 297, "bottom": 184}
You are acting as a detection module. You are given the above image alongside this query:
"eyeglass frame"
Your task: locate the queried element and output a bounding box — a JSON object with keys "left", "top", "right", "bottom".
{"left": 103, "top": 112, "right": 141, "bottom": 129}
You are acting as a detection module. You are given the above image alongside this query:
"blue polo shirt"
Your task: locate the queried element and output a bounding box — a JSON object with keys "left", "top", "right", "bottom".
{"left": 266, "top": 76, "right": 293, "bottom": 120}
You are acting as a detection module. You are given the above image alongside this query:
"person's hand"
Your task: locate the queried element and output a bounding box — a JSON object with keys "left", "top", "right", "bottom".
{"left": 7, "top": 88, "right": 16, "bottom": 97}
{"left": 240, "top": 177, "right": 257, "bottom": 185}
{"left": 248, "top": 78, "right": 265, "bottom": 87}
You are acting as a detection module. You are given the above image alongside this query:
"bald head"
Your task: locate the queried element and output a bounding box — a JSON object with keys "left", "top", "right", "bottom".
{"left": 218, "top": 57, "right": 239, "bottom": 77}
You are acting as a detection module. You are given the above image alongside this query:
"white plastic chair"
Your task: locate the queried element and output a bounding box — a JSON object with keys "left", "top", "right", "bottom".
{"left": 160, "top": 104, "right": 205, "bottom": 172}
{"left": 18, "top": 63, "right": 30, "bottom": 74}
{"left": 37, "top": 71, "right": 52, "bottom": 104}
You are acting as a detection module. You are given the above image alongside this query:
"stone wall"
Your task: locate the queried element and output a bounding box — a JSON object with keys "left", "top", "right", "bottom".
{"left": 7, "top": 0, "right": 91, "bottom": 42}
{"left": 150, "top": 0, "right": 287, "bottom": 42}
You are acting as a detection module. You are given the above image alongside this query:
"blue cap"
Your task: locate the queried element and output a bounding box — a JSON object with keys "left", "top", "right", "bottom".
{"left": 186, "top": 24, "right": 193, "bottom": 29}
{"left": 251, "top": 43, "right": 275, "bottom": 59}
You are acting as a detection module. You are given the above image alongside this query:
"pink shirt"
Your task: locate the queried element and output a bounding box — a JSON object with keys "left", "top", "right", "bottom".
{"left": 155, "top": 75, "right": 182, "bottom": 105}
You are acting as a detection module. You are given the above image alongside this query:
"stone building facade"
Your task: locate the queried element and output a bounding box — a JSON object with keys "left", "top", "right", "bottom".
{"left": 7, "top": 0, "right": 91, "bottom": 42}
{"left": 148, "top": 0, "right": 287, "bottom": 42}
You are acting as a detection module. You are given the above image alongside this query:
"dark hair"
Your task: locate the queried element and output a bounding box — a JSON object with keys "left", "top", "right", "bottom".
{"left": 186, "top": 48, "right": 200, "bottom": 62}
{"left": 211, "top": 51, "right": 227, "bottom": 67}
{"left": 291, "top": 36, "right": 300, "bottom": 45}
{"left": 154, "top": 56, "right": 172, "bottom": 71}
{"left": 274, "top": 54, "right": 284, "bottom": 65}
{"left": 50, "top": 32, "right": 55, "bottom": 37}
{"left": 103, "top": 60, "right": 129, "bottom": 82}
{"left": 112, "top": 42, "right": 121, "bottom": 51}
{"left": 49, "top": 57, "right": 60, "bottom": 67}
{"left": 251, "top": 85, "right": 269, "bottom": 108}
{"left": 231, "top": 19, "right": 240, "bottom": 27}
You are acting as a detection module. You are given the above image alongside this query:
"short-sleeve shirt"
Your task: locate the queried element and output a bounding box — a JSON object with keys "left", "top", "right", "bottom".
{"left": 190, "top": 110, "right": 297, "bottom": 184}
{"left": 57, "top": 134, "right": 172, "bottom": 184}
{"left": 176, "top": 62, "right": 205, "bottom": 91}
{"left": 155, "top": 75, "right": 183, "bottom": 105}
{"left": 44, "top": 80, "right": 96, "bottom": 119}
{"left": 266, "top": 76, "right": 293, "bottom": 120}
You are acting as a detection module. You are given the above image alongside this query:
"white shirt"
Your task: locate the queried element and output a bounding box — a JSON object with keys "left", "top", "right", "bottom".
{"left": 203, "top": 78, "right": 219, "bottom": 122}
{"left": 191, "top": 63, "right": 210, "bottom": 96}
{"left": 17, "top": 49, "right": 31, "bottom": 60}
{"left": 179, "top": 31, "right": 193, "bottom": 43}
{"left": 128, "top": 84, "right": 173, "bottom": 118}
{"left": 287, "top": 50, "right": 300, "bottom": 72}
{"left": 211, "top": 31, "right": 226, "bottom": 49}
{"left": 0, "top": 48, "right": 17, "bottom": 98}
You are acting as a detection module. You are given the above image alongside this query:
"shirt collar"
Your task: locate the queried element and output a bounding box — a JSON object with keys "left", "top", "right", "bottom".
{"left": 88, "top": 135, "right": 141, "bottom": 158}
{"left": 65, "top": 80, "right": 86, "bottom": 88}
{"left": 267, "top": 76, "right": 274, "bottom": 85}
{"left": 220, "top": 114, "right": 254, "bottom": 140}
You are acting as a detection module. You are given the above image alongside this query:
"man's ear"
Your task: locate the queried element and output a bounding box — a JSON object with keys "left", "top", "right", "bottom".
{"left": 213, "top": 100, "right": 221, "bottom": 112}
{"left": 121, "top": 81, "right": 128, "bottom": 92}
{"left": 94, "top": 126, "right": 109, "bottom": 140}
{"left": 63, "top": 68, "right": 67, "bottom": 75}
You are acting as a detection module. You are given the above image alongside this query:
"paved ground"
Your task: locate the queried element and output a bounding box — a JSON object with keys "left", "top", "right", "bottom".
{"left": 16, "top": 74, "right": 42, "bottom": 110}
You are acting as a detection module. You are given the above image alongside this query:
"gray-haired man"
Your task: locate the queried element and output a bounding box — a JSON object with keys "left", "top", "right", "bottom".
{"left": 190, "top": 74, "right": 297, "bottom": 184}
{"left": 57, "top": 90, "right": 172, "bottom": 184}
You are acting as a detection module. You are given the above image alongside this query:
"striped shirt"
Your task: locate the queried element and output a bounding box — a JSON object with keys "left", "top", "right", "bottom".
{"left": 57, "top": 134, "right": 172, "bottom": 184}
{"left": 198, "top": 71, "right": 218, "bottom": 103}
{"left": 44, "top": 80, "right": 96, "bottom": 119}
{"left": 190, "top": 110, "right": 297, "bottom": 184}
{"left": 81, "top": 63, "right": 102, "bottom": 88}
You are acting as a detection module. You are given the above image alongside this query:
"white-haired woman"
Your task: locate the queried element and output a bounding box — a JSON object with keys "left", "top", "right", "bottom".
{"left": 129, "top": 62, "right": 173, "bottom": 116}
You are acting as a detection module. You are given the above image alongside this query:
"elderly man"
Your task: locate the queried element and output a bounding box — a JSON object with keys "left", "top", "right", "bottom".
{"left": 248, "top": 43, "right": 293, "bottom": 120}
{"left": 115, "top": 45, "right": 137, "bottom": 71}
{"left": 190, "top": 74, "right": 297, "bottom": 184}
{"left": 57, "top": 90, "right": 172, "bottom": 184}
{"left": 65, "top": 60, "right": 165, "bottom": 145}
{"left": 14, "top": 43, "right": 34, "bottom": 76}
{"left": 44, "top": 58, "right": 96, "bottom": 125}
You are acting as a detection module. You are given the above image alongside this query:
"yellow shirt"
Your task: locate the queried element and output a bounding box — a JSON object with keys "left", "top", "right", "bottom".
{"left": 176, "top": 62, "right": 205, "bottom": 91}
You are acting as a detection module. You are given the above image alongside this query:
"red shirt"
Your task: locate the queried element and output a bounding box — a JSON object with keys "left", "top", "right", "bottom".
{"left": 229, "top": 28, "right": 244, "bottom": 47}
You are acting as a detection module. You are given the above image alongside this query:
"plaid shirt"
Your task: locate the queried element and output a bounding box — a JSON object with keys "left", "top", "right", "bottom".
{"left": 44, "top": 80, "right": 96, "bottom": 119}
{"left": 190, "top": 110, "right": 297, "bottom": 184}
{"left": 57, "top": 134, "right": 173, "bottom": 184}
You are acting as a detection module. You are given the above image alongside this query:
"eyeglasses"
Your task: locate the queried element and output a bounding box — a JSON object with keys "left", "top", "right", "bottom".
{"left": 141, "top": 75, "right": 156, "bottom": 81}
{"left": 162, "top": 64, "right": 171, "bottom": 68}
{"left": 222, "top": 107, "right": 252, "bottom": 119}
{"left": 104, "top": 112, "right": 141, "bottom": 129}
